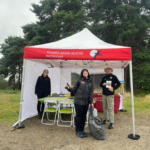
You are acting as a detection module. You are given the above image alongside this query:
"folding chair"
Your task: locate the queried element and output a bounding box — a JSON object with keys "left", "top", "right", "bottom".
{"left": 57, "top": 99, "right": 74, "bottom": 127}
{"left": 73, "top": 107, "right": 89, "bottom": 128}
{"left": 41, "top": 98, "right": 58, "bottom": 125}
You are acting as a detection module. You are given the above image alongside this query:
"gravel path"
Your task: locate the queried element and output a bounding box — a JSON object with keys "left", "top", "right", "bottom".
{"left": 0, "top": 112, "right": 150, "bottom": 150}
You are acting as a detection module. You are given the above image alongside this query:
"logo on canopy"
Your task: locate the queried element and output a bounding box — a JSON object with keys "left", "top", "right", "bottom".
{"left": 90, "top": 50, "right": 103, "bottom": 60}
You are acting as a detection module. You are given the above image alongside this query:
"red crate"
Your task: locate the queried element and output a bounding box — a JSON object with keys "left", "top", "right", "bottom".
{"left": 93, "top": 94, "right": 120, "bottom": 114}
{"left": 114, "top": 95, "right": 120, "bottom": 114}
{"left": 93, "top": 94, "right": 103, "bottom": 112}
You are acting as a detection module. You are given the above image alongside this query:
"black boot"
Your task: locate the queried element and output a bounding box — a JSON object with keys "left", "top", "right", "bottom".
{"left": 38, "top": 113, "right": 42, "bottom": 119}
{"left": 108, "top": 123, "right": 114, "bottom": 129}
{"left": 103, "top": 120, "right": 109, "bottom": 124}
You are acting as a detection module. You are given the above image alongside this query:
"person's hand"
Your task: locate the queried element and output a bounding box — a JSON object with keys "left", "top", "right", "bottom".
{"left": 48, "top": 95, "right": 50, "bottom": 97}
{"left": 35, "top": 94, "right": 37, "bottom": 96}
{"left": 65, "top": 85, "right": 70, "bottom": 89}
{"left": 103, "top": 83, "right": 106, "bottom": 86}
{"left": 91, "top": 103, "right": 94, "bottom": 106}
{"left": 108, "top": 87, "right": 113, "bottom": 91}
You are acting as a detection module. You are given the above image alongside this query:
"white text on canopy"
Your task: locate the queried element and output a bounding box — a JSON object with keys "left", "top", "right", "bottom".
{"left": 47, "top": 51, "right": 83, "bottom": 55}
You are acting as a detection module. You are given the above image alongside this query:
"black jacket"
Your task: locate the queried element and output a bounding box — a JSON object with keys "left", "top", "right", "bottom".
{"left": 68, "top": 72, "right": 93, "bottom": 105}
{"left": 35, "top": 75, "right": 51, "bottom": 95}
{"left": 100, "top": 73, "right": 121, "bottom": 96}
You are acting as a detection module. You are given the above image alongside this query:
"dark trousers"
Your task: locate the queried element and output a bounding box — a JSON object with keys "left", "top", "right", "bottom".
{"left": 75, "top": 104, "right": 89, "bottom": 132}
{"left": 37, "top": 92, "right": 48, "bottom": 114}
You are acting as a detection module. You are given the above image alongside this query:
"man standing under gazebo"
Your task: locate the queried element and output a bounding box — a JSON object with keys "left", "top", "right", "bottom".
{"left": 100, "top": 66, "right": 121, "bottom": 129}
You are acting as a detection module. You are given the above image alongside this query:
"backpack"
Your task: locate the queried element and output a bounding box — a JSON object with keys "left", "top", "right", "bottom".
{"left": 89, "top": 105, "right": 106, "bottom": 140}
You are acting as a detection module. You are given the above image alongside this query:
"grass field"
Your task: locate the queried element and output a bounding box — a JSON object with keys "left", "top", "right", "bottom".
{"left": 0, "top": 90, "right": 149, "bottom": 125}
{"left": 0, "top": 90, "right": 21, "bottom": 125}
{"left": 123, "top": 92, "right": 150, "bottom": 117}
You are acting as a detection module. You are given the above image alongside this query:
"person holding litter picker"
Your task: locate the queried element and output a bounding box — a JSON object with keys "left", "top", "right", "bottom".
{"left": 65, "top": 69, "right": 93, "bottom": 138}
{"left": 35, "top": 69, "right": 51, "bottom": 119}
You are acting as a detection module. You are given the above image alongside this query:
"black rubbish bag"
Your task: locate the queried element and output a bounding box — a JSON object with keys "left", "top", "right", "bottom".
{"left": 89, "top": 105, "right": 106, "bottom": 140}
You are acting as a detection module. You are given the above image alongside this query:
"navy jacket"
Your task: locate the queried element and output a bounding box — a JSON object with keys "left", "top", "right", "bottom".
{"left": 35, "top": 75, "right": 51, "bottom": 95}
{"left": 100, "top": 73, "right": 121, "bottom": 95}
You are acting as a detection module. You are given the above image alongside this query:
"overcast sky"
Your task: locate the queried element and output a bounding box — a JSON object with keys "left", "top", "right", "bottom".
{"left": 0, "top": 0, "right": 39, "bottom": 58}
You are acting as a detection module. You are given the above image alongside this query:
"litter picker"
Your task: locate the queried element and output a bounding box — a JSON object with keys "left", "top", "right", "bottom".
{"left": 46, "top": 62, "right": 70, "bottom": 89}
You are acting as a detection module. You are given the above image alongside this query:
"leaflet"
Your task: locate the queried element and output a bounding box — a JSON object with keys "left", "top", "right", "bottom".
{"left": 106, "top": 81, "right": 112, "bottom": 88}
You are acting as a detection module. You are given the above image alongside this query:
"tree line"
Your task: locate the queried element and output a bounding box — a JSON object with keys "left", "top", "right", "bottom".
{"left": 0, "top": 0, "right": 150, "bottom": 92}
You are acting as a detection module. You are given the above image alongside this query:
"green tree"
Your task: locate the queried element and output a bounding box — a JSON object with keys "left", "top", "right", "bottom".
{"left": 0, "top": 36, "right": 26, "bottom": 90}
{"left": 0, "top": 75, "right": 8, "bottom": 90}
{"left": 22, "top": 23, "right": 37, "bottom": 45}
{"left": 56, "top": 0, "right": 88, "bottom": 37}
{"left": 22, "top": 0, "right": 59, "bottom": 45}
{"left": 133, "top": 49, "right": 150, "bottom": 91}
{"left": 86, "top": 0, "right": 150, "bottom": 91}
{"left": 1, "top": 0, "right": 150, "bottom": 92}
{"left": 22, "top": 0, "right": 88, "bottom": 45}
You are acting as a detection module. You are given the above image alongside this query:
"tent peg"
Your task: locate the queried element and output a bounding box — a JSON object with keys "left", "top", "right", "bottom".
{"left": 13, "top": 123, "right": 25, "bottom": 129}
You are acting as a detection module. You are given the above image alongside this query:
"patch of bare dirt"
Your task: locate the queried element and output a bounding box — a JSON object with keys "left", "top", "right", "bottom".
{"left": 0, "top": 112, "right": 150, "bottom": 150}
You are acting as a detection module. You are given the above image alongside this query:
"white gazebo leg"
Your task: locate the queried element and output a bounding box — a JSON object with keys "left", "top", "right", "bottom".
{"left": 16, "top": 59, "right": 26, "bottom": 129}
{"left": 60, "top": 67, "right": 62, "bottom": 94}
{"left": 120, "top": 68, "right": 127, "bottom": 112}
{"left": 128, "top": 61, "right": 140, "bottom": 140}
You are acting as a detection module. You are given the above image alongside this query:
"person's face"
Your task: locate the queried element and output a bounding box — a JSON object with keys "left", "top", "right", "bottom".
{"left": 106, "top": 68, "right": 112, "bottom": 74}
{"left": 43, "top": 70, "right": 49, "bottom": 77}
{"left": 83, "top": 70, "right": 88, "bottom": 77}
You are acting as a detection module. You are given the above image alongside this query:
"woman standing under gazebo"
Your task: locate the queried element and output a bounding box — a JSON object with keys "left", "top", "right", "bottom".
{"left": 35, "top": 69, "right": 51, "bottom": 119}
{"left": 66, "top": 69, "right": 93, "bottom": 138}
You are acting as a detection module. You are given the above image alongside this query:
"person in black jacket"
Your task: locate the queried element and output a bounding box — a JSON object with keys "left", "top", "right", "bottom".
{"left": 100, "top": 66, "right": 121, "bottom": 129}
{"left": 35, "top": 69, "right": 51, "bottom": 119}
{"left": 66, "top": 69, "right": 93, "bottom": 138}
